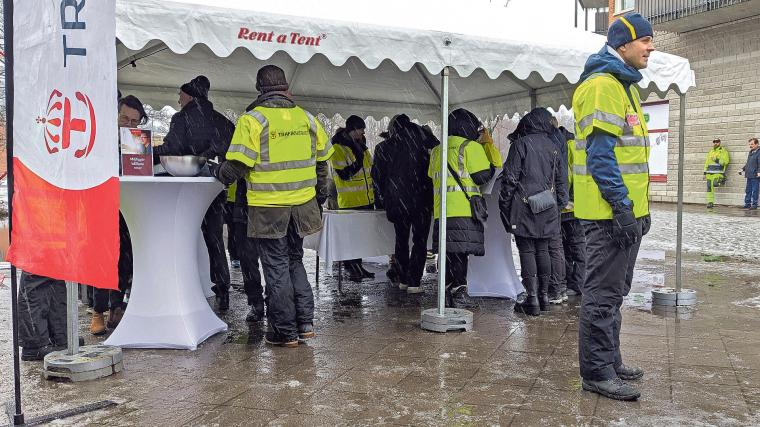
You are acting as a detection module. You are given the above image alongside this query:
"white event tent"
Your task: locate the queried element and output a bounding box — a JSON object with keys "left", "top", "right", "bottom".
{"left": 115, "top": 0, "right": 697, "bottom": 312}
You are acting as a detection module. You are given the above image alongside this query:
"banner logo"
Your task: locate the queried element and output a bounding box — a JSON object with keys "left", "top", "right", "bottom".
{"left": 37, "top": 89, "right": 97, "bottom": 158}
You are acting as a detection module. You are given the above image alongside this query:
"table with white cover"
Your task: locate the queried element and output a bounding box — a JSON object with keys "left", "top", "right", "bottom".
{"left": 105, "top": 176, "right": 227, "bottom": 350}
{"left": 304, "top": 176, "right": 523, "bottom": 298}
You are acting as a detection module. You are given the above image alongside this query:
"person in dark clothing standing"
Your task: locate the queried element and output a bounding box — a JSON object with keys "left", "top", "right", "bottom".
{"left": 230, "top": 177, "right": 265, "bottom": 322}
{"left": 156, "top": 76, "right": 235, "bottom": 311}
{"left": 500, "top": 108, "right": 568, "bottom": 316}
{"left": 559, "top": 126, "right": 586, "bottom": 296}
{"left": 372, "top": 115, "right": 439, "bottom": 294}
{"left": 18, "top": 273, "right": 67, "bottom": 361}
{"left": 330, "top": 116, "right": 375, "bottom": 281}
{"left": 740, "top": 137, "right": 760, "bottom": 209}
{"left": 547, "top": 116, "right": 571, "bottom": 305}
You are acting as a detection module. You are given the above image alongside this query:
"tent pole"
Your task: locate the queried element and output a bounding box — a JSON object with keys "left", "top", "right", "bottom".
{"left": 438, "top": 67, "right": 450, "bottom": 316}
{"left": 676, "top": 94, "right": 686, "bottom": 293}
{"left": 66, "top": 282, "right": 79, "bottom": 355}
{"left": 530, "top": 89, "right": 537, "bottom": 110}
{"left": 3, "top": 0, "right": 24, "bottom": 423}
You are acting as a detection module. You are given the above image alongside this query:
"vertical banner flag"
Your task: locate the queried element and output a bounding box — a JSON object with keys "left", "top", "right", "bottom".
{"left": 7, "top": 0, "right": 119, "bottom": 289}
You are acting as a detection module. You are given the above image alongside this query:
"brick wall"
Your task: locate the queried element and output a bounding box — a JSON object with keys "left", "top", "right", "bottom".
{"left": 645, "top": 16, "right": 760, "bottom": 205}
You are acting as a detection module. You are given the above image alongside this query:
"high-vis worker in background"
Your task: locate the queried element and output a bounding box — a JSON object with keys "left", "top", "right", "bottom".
{"left": 215, "top": 65, "right": 333, "bottom": 348}
{"left": 703, "top": 138, "right": 730, "bottom": 208}
{"left": 329, "top": 115, "right": 376, "bottom": 282}
{"left": 572, "top": 13, "right": 654, "bottom": 402}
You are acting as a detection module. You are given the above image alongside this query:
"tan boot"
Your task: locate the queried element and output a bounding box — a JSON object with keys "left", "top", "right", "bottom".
{"left": 90, "top": 313, "right": 106, "bottom": 335}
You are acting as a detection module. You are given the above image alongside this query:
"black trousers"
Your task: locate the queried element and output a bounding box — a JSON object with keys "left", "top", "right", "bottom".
{"left": 514, "top": 237, "right": 551, "bottom": 280}
{"left": 224, "top": 202, "right": 240, "bottom": 261}
{"left": 578, "top": 219, "right": 643, "bottom": 381}
{"left": 392, "top": 212, "right": 431, "bottom": 287}
{"left": 255, "top": 217, "right": 314, "bottom": 340}
{"left": 92, "top": 212, "right": 132, "bottom": 313}
{"left": 548, "top": 231, "right": 566, "bottom": 296}
{"left": 18, "top": 273, "right": 67, "bottom": 349}
{"left": 445, "top": 252, "right": 469, "bottom": 287}
{"left": 561, "top": 219, "right": 586, "bottom": 293}
{"left": 202, "top": 192, "right": 231, "bottom": 295}
{"left": 236, "top": 220, "right": 263, "bottom": 307}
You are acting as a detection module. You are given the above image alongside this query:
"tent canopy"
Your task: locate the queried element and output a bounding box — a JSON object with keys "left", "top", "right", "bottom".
{"left": 116, "top": 0, "right": 695, "bottom": 121}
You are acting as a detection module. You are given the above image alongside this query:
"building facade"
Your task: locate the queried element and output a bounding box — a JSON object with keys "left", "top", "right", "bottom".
{"left": 604, "top": 0, "right": 760, "bottom": 205}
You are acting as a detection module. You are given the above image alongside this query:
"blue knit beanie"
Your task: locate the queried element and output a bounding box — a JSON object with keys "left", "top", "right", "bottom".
{"left": 607, "top": 13, "right": 653, "bottom": 49}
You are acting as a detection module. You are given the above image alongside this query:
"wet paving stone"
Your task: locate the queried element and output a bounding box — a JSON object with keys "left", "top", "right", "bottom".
{"left": 3, "top": 204, "right": 760, "bottom": 425}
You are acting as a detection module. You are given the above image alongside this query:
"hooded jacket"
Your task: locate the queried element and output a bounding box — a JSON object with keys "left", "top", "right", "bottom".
{"left": 743, "top": 147, "right": 760, "bottom": 178}
{"left": 499, "top": 108, "right": 567, "bottom": 239}
{"left": 371, "top": 114, "right": 439, "bottom": 223}
{"left": 155, "top": 97, "right": 234, "bottom": 161}
{"left": 577, "top": 45, "right": 644, "bottom": 211}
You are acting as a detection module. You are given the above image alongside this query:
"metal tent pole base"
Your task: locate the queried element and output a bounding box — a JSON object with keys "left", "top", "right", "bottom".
{"left": 420, "top": 308, "right": 473, "bottom": 333}
{"left": 43, "top": 344, "right": 123, "bottom": 382}
{"left": 651, "top": 288, "right": 697, "bottom": 308}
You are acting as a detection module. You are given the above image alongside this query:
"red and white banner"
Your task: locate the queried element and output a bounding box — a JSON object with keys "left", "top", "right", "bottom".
{"left": 7, "top": 0, "right": 119, "bottom": 289}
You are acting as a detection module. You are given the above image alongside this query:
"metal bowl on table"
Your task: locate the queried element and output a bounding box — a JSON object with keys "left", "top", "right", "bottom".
{"left": 159, "top": 155, "right": 207, "bottom": 177}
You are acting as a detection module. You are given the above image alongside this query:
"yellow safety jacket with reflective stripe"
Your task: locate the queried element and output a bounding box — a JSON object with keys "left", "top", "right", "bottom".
{"left": 226, "top": 106, "right": 333, "bottom": 207}
{"left": 428, "top": 136, "right": 491, "bottom": 219}
{"left": 330, "top": 144, "right": 374, "bottom": 208}
{"left": 572, "top": 72, "right": 650, "bottom": 220}
{"left": 562, "top": 139, "right": 575, "bottom": 214}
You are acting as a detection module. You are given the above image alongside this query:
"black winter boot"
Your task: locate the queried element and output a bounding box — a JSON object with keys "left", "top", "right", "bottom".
{"left": 515, "top": 277, "right": 540, "bottom": 316}
{"left": 538, "top": 275, "right": 551, "bottom": 311}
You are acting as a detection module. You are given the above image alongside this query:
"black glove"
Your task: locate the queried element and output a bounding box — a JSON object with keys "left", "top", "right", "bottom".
{"left": 641, "top": 214, "right": 651, "bottom": 237}
{"left": 611, "top": 204, "right": 641, "bottom": 248}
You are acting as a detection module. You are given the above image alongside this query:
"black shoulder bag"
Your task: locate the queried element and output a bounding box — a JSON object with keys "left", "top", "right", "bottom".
{"left": 447, "top": 163, "right": 488, "bottom": 223}
{"left": 518, "top": 149, "right": 558, "bottom": 214}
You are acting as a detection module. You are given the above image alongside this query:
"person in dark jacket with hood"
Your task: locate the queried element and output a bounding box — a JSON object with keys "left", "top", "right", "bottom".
{"left": 558, "top": 126, "right": 586, "bottom": 297}
{"left": 430, "top": 108, "right": 501, "bottom": 308}
{"left": 547, "top": 116, "right": 571, "bottom": 305}
{"left": 156, "top": 75, "right": 235, "bottom": 311}
{"left": 500, "top": 108, "right": 568, "bottom": 316}
{"left": 372, "top": 114, "right": 439, "bottom": 294}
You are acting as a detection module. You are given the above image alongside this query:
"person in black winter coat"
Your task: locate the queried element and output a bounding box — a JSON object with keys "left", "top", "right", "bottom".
{"left": 500, "top": 108, "right": 568, "bottom": 316}
{"left": 547, "top": 117, "right": 571, "bottom": 304}
{"left": 372, "top": 114, "right": 439, "bottom": 293}
{"left": 156, "top": 75, "right": 236, "bottom": 311}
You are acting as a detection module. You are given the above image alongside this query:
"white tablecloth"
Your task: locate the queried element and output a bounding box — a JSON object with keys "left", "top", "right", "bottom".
{"left": 304, "top": 178, "right": 524, "bottom": 299}
{"left": 105, "top": 176, "right": 228, "bottom": 350}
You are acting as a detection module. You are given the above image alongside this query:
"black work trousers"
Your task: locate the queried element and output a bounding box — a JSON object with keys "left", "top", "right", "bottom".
{"left": 236, "top": 220, "right": 263, "bottom": 307}
{"left": 392, "top": 212, "right": 431, "bottom": 287}
{"left": 514, "top": 237, "right": 551, "bottom": 280}
{"left": 224, "top": 202, "right": 240, "bottom": 261}
{"left": 255, "top": 217, "right": 314, "bottom": 340}
{"left": 561, "top": 219, "right": 586, "bottom": 294}
{"left": 18, "top": 273, "right": 67, "bottom": 349}
{"left": 578, "top": 219, "right": 643, "bottom": 381}
{"left": 548, "top": 231, "right": 566, "bottom": 297}
{"left": 445, "top": 253, "right": 469, "bottom": 288}
{"left": 92, "top": 212, "right": 132, "bottom": 313}
{"left": 202, "top": 192, "right": 231, "bottom": 295}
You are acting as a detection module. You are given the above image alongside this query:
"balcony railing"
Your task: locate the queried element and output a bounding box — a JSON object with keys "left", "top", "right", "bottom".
{"left": 638, "top": 0, "right": 754, "bottom": 26}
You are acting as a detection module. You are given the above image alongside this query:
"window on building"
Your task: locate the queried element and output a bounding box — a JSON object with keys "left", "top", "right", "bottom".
{"left": 615, "top": 0, "right": 635, "bottom": 13}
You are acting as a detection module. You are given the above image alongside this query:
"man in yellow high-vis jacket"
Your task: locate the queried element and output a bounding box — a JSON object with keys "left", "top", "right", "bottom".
{"left": 703, "top": 138, "right": 730, "bottom": 208}
{"left": 572, "top": 13, "right": 654, "bottom": 401}
{"left": 330, "top": 116, "right": 375, "bottom": 281}
{"left": 214, "top": 65, "right": 333, "bottom": 347}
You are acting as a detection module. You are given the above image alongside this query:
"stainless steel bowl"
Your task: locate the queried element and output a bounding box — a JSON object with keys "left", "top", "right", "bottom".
{"left": 159, "top": 155, "right": 207, "bottom": 177}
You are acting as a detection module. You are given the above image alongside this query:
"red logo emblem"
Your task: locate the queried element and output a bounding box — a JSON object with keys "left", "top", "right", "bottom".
{"left": 36, "top": 89, "right": 97, "bottom": 158}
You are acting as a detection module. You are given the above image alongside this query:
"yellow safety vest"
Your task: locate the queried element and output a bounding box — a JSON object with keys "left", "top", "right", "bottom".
{"left": 226, "top": 181, "right": 237, "bottom": 203}
{"left": 562, "top": 138, "right": 575, "bottom": 214}
{"left": 572, "top": 72, "right": 650, "bottom": 220}
{"left": 429, "top": 136, "right": 491, "bottom": 219}
{"left": 330, "top": 144, "right": 374, "bottom": 208}
{"left": 226, "top": 106, "right": 333, "bottom": 207}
